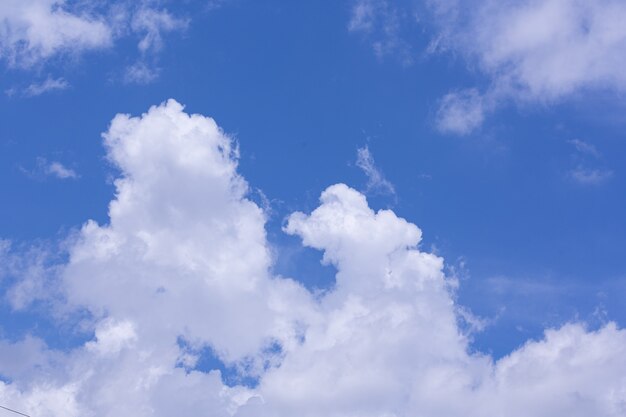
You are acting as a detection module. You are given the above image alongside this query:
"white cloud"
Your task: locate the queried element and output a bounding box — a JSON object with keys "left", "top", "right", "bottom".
{"left": 207, "top": 1, "right": 230, "bottom": 12}
{"left": 566, "top": 138, "right": 613, "bottom": 185}
{"left": 0, "top": 0, "right": 113, "bottom": 68}
{"left": 569, "top": 166, "right": 613, "bottom": 185}
{"left": 21, "top": 76, "right": 69, "bottom": 97}
{"left": 348, "top": 0, "right": 413, "bottom": 64}
{"left": 131, "top": 7, "right": 188, "bottom": 54}
{"left": 436, "top": 88, "right": 487, "bottom": 135}
{"left": 20, "top": 158, "right": 79, "bottom": 181}
{"left": 356, "top": 146, "right": 395, "bottom": 195}
{"left": 1, "top": 100, "right": 626, "bottom": 416}
{"left": 45, "top": 161, "right": 77, "bottom": 179}
{"left": 348, "top": 0, "right": 379, "bottom": 33}
{"left": 66, "top": 99, "right": 313, "bottom": 362}
{"left": 35, "top": 158, "right": 78, "bottom": 179}
{"left": 568, "top": 139, "right": 601, "bottom": 158}
{"left": 429, "top": 0, "right": 626, "bottom": 132}
{"left": 352, "top": 1, "right": 626, "bottom": 133}
{"left": 123, "top": 61, "right": 160, "bottom": 85}
{"left": 1, "top": 99, "right": 313, "bottom": 416}
{"left": 0, "top": 0, "right": 187, "bottom": 76}
{"left": 119, "top": 6, "right": 187, "bottom": 84}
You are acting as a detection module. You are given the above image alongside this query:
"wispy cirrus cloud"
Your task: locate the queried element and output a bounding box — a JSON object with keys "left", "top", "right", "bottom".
{"left": 569, "top": 166, "right": 613, "bottom": 185}
{"left": 356, "top": 145, "right": 396, "bottom": 195}
{"left": 348, "top": 0, "right": 414, "bottom": 64}
{"left": 24, "top": 77, "right": 69, "bottom": 97}
{"left": 6, "top": 76, "right": 69, "bottom": 97}
{"left": 566, "top": 138, "right": 613, "bottom": 186}
{"left": 123, "top": 62, "right": 160, "bottom": 85}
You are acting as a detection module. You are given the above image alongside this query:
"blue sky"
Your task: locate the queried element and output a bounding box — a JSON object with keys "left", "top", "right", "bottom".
{"left": 1, "top": 1, "right": 626, "bottom": 416}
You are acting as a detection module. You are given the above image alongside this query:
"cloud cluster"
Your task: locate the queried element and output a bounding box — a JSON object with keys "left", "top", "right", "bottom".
{"left": 1, "top": 100, "right": 625, "bottom": 416}
{"left": 356, "top": 146, "right": 396, "bottom": 195}
{"left": 566, "top": 138, "right": 613, "bottom": 185}
{"left": 22, "top": 77, "right": 69, "bottom": 97}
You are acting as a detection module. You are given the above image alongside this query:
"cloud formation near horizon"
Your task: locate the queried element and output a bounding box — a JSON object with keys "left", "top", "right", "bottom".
{"left": 1, "top": 100, "right": 625, "bottom": 416}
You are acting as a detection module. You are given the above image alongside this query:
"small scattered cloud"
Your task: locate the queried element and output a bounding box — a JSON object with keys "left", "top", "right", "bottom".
{"left": 22, "top": 158, "right": 79, "bottom": 180}
{"left": 568, "top": 166, "right": 613, "bottom": 186}
{"left": 23, "top": 77, "right": 69, "bottom": 97}
{"left": 351, "top": 1, "right": 626, "bottom": 133}
{"left": 348, "top": 0, "right": 378, "bottom": 33}
{"left": 568, "top": 139, "right": 601, "bottom": 159}
{"left": 356, "top": 145, "right": 395, "bottom": 195}
{"left": 131, "top": 8, "right": 188, "bottom": 55}
{"left": 118, "top": 7, "right": 188, "bottom": 84}
{"left": 348, "top": 0, "right": 414, "bottom": 64}
{"left": 436, "top": 88, "right": 487, "bottom": 135}
{"left": 123, "top": 62, "right": 160, "bottom": 85}
{"left": 45, "top": 160, "right": 78, "bottom": 180}
{"left": 566, "top": 139, "right": 613, "bottom": 186}
{"left": 5, "top": 76, "right": 70, "bottom": 98}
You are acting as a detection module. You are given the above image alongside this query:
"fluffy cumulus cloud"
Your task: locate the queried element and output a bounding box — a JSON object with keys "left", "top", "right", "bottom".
{"left": 0, "top": 0, "right": 186, "bottom": 72}
{"left": 1, "top": 100, "right": 626, "bottom": 416}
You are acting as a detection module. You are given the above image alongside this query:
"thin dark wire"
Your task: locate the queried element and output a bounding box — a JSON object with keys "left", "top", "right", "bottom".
{"left": 0, "top": 405, "right": 31, "bottom": 417}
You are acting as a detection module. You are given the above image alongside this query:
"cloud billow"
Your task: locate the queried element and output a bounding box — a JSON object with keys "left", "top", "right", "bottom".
{"left": 0, "top": 100, "right": 625, "bottom": 416}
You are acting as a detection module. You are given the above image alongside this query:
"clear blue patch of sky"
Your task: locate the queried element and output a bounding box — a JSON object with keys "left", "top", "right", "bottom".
{"left": 176, "top": 337, "right": 283, "bottom": 388}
